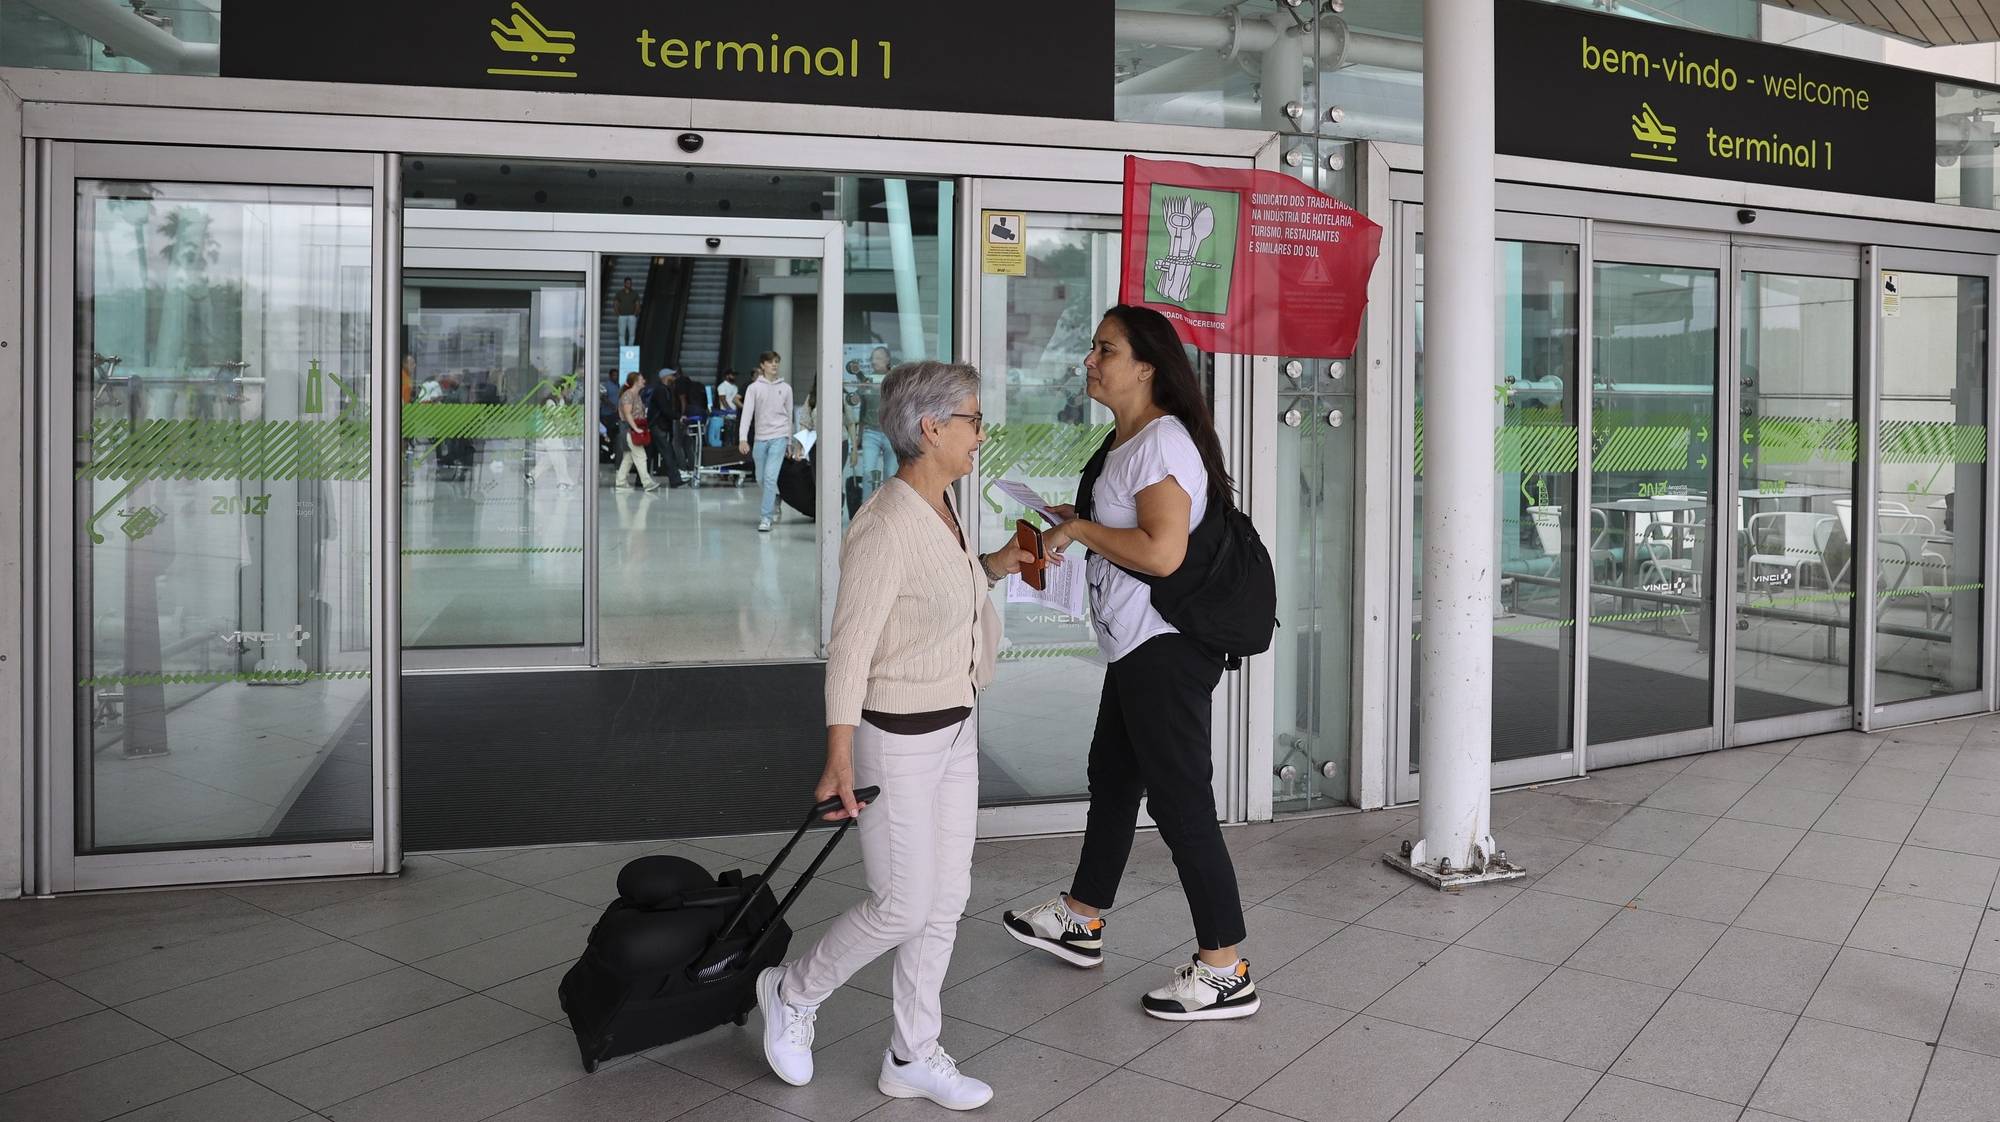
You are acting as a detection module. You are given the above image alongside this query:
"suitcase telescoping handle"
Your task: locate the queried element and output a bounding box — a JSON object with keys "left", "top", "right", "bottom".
{"left": 714, "top": 786, "right": 882, "bottom": 952}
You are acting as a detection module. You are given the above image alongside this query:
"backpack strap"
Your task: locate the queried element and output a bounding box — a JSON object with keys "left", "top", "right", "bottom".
{"left": 1074, "top": 430, "right": 1117, "bottom": 525}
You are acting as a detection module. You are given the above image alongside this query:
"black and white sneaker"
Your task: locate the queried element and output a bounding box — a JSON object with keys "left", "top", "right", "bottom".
{"left": 1141, "top": 957, "right": 1260, "bottom": 1021}
{"left": 1002, "top": 896, "right": 1105, "bottom": 968}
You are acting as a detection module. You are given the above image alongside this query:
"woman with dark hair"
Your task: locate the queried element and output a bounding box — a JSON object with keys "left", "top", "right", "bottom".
{"left": 1002, "top": 304, "right": 1258, "bottom": 1022}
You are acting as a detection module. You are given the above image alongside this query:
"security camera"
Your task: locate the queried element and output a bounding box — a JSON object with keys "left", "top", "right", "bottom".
{"left": 677, "top": 132, "right": 704, "bottom": 154}
{"left": 705, "top": 236, "right": 723, "bottom": 249}
{"left": 1737, "top": 209, "right": 1757, "bottom": 225}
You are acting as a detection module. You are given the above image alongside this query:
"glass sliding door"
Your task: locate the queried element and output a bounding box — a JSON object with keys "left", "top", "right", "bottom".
{"left": 1868, "top": 254, "right": 1993, "bottom": 721}
{"left": 964, "top": 179, "right": 1256, "bottom": 835}
{"left": 971, "top": 211, "right": 1120, "bottom": 810}
{"left": 1398, "top": 210, "right": 1585, "bottom": 801}
{"left": 1586, "top": 233, "right": 1725, "bottom": 765}
{"left": 1731, "top": 250, "right": 1859, "bottom": 738}
{"left": 397, "top": 212, "right": 849, "bottom": 672}
{"left": 596, "top": 254, "right": 824, "bottom": 667}
{"left": 401, "top": 264, "right": 589, "bottom": 657}
{"left": 50, "top": 145, "right": 389, "bottom": 891}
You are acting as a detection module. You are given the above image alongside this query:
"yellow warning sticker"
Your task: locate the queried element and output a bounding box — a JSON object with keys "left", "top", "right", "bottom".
{"left": 982, "top": 211, "right": 1027, "bottom": 276}
{"left": 1883, "top": 271, "right": 1902, "bottom": 318}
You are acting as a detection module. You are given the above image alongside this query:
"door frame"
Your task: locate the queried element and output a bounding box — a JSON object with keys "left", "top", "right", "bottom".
{"left": 959, "top": 177, "right": 1270, "bottom": 837}
{"left": 400, "top": 210, "right": 848, "bottom": 666}
{"left": 1860, "top": 245, "right": 2000, "bottom": 729}
{"left": 1393, "top": 206, "right": 1594, "bottom": 804}
{"left": 399, "top": 248, "right": 598, "bottom": 670}
{"left": 1726, "top": 238, "right": 1863, "bottom": 748}
{"left": 37, "top": 142, "right": 395, "bottom": 892}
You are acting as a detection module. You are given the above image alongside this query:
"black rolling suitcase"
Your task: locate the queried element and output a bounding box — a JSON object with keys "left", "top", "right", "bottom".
{"left": 777, "top": 455, "right": 815, "bottom": 520}
{"left": 556, "top": 787, "right": 880, "bottom": 1072}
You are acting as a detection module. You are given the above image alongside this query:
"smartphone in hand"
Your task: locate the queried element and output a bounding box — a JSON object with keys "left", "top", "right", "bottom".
{"left": 1015, "top": 520, "right": 1047, "bottom": 590}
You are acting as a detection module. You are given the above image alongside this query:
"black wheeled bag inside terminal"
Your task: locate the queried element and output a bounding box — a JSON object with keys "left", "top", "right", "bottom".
{"left": 556, "top": 788, "right": 877, "bottom": 1073}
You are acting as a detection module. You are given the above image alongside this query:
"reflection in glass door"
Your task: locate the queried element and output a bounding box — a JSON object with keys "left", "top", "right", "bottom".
{"left": 1587, "top": 253, "right": 1721, "bottom": 753}
{"left": 597, "top": 255, "right": 825, "bottom": 667}
{"left": 973, "top": 213, "right": 1119, "bottom": 805}
{"left": 1871, "top": 264, "right": 1989, "bottom": 713}
{"left": 70, "top": 172, "right": 377, "bottom": 870}
{"left": 401, "top": 269, "right": 588, "bottom": 653}
{"left": 1734, "top": 265, "right": 1857, "bottom": 730}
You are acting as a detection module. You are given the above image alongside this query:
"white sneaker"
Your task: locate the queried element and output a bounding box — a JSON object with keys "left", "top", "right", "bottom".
{"left": 1141, "top": 957, "right": 1260, "bottom": 1022}
{"left": 1002, "top": 895, "right": 1105, "bottom": 968}
{"left": 758, "top": 517, "right": 773, "bottom": 532}
{"left": 756, "top": 966, "right": 815, "bottom": 1086}
{"left": 878, "top": 1047, "right": 993, "bottom": 1111}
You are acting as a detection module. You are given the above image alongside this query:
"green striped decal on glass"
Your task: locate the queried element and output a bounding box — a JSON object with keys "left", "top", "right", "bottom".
{"left": 1754, "top": 417, "right": 1859, "bottom": 466}
{"left": 80, "top": 670, "right": 372, "bottom": 687}
{"left": 1592, "top": 426, "right": 1692, "bottom": 473}
{"left": 401, "top": 547, "right": 584, "bottom": 557}
{"left": 77, "top": 419, "right": 372, "bottom": 483}
{"left": 1883, "top": 582, "right": 1984, "bottom": 599}
{"left": 402, "top": 402, "right": 586, "bottom": 441}
{"left": 1879, "top": 420, "right": 1987, "bottom": 465}
{"left": 1498, "top": 425, "right": 1581, "bottom": 475}
{"left": 978, "top": 423, "right": 1113, "bottom": 513}
{"left": 1494, "top": 617, "right": 1575, "bottom": 636}
{"left": 1414, "top": 413, "right": 1984, "bottom": 478}
{"left": 997, "top": 645, "right": 1099, "bottom": 661}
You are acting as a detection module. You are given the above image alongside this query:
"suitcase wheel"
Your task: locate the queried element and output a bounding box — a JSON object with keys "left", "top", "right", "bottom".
{"left": 583, "top": 1056, "right": 598, "bottom": 1074}
{"left": 734, "top": 1012, "right": 749, "bottom": 1027}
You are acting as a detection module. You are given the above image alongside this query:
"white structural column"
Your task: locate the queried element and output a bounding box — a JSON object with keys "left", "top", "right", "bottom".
{"left": 1388, "top": 1, "right": 1522, "bottom": 889}
{"left": 882, "top": 179, "right": 928, "bottom": 361}
{"left": 771, "top": 259, "right": 795, "bottom": 380}
{"left": 1963, "top": 121, "right": 1996, "bottom": 211}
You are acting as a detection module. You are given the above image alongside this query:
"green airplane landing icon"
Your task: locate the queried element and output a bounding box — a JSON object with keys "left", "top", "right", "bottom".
{"left": 487, "top": 2, "right": 577, "bottom": 80}
{"left": 1630, "top": 103, "right": 1678, "bottom": 164}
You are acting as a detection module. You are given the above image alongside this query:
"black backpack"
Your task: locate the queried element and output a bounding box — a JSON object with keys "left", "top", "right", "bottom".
{"left": 1076, "top": 430, "right": 1278, "bottom": 670}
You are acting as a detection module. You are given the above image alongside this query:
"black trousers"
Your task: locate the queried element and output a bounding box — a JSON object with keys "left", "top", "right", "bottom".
{"left": 1069, "top": 633, "right": 1246, "bottom": 950}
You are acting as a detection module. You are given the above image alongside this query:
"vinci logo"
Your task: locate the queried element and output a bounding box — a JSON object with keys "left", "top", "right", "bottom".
{"left": 488, "top": 2, "right": 577, "bottom": 80}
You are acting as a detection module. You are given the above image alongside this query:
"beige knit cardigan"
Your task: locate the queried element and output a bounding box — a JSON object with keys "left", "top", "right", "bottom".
{"left": 824, "top": 478, "right": 999, "bottom": 728}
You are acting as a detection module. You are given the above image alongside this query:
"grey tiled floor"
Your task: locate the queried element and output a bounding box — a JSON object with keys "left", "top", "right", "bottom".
{"left": 12, "top": 718, "right": 2000, "bottom": 1120}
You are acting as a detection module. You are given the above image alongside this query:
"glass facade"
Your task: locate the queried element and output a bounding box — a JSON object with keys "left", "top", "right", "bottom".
{"left": 16, "top": 0, "right": 2000, "bottom": 900}
{"left": 74, "top": 179, "right": 375, "bottom": 851}
{"left": 396, "top": 160, "right": 955, "bottom": 667}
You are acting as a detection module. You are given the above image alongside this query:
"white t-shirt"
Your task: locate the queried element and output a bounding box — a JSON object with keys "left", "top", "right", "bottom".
{"left": 1085, "top": 416, "right": 1209, "bottom": 663}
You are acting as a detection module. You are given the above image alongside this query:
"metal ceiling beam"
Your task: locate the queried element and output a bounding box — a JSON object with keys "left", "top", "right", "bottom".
{"left": 1764, "top": 0, "right": 2000, "bottom": 45}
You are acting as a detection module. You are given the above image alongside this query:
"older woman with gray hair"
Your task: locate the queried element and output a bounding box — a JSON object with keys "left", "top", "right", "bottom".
{"left": 756, "top": 360, "right": 1032, "bottom": 1111}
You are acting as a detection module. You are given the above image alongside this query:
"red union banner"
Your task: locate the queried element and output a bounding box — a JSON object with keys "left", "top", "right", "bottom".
{"left": 1120, "top": 156, "right": 1382, "bottom": 358}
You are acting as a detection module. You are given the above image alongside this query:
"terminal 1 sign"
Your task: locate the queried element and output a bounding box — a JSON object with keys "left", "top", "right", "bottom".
{"left": 1495, "top": 0, "right": 1940, "bottom": 202}
{"left": 223, "top": 1, "right": 1112, "bottom": 121}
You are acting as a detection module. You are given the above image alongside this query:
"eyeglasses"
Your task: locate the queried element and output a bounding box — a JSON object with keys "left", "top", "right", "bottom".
{"left": 948, "top": 412, "right": 986, "bottom": 434}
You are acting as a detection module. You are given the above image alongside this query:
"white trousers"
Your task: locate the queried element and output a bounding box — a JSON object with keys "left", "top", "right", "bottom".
{"left": 783, "top": 713, "right": 978, "bottom": 1062}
